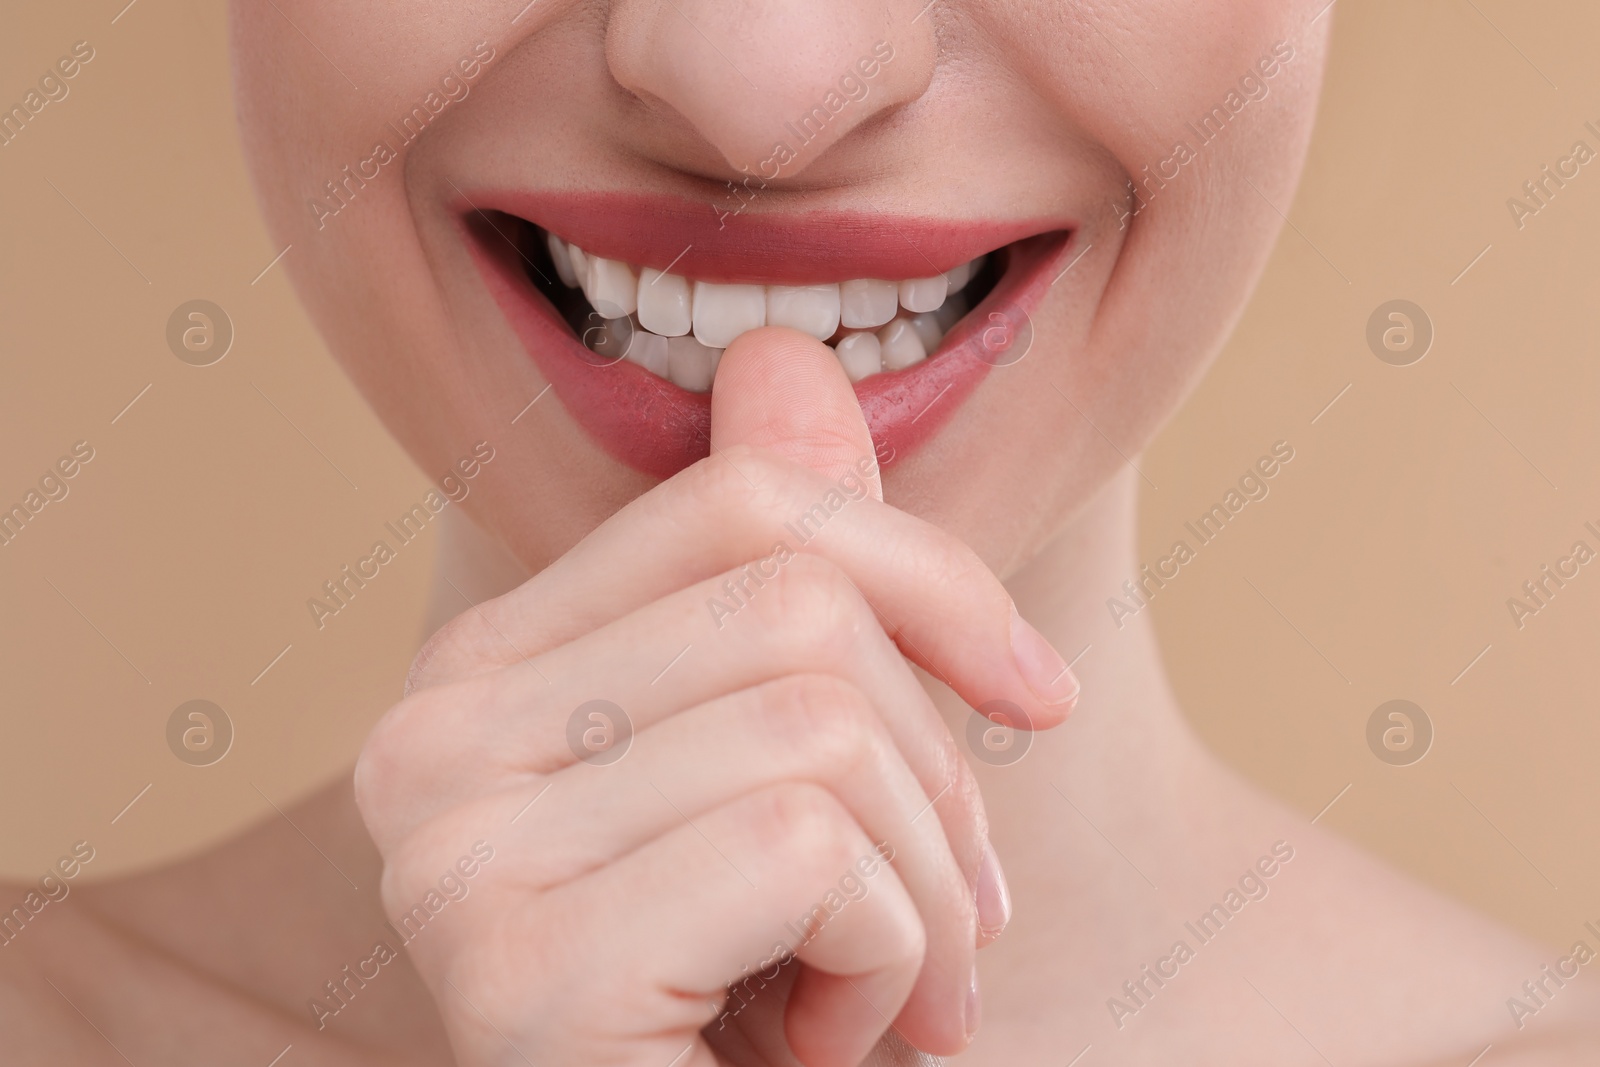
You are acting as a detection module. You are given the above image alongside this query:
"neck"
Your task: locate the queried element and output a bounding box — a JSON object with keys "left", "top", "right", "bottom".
{"left": 941, "top": 470, "right": 1251, "bottom": 1047}
{"left": 951, "top": 464, "right": 1212, "bottom": 884}
{"left": 1001, "top": 464, "right": 1190, "bottom": 751}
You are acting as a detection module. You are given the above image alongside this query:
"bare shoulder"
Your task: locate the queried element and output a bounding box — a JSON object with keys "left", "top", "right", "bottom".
{"left": 0, "top": 799, "right": 458, "bottom": 1067}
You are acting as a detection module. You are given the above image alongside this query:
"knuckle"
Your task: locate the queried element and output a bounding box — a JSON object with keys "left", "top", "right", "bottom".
{"left": 377, "top": 804, "right": 498, "bottom": 915}
{"left": 763, "top": 675, "right": 883, "bottom": 776}
{"left": 353, "top": 704, "right": 409, "bottom": 823}
{"left": 752, "top": 554, "right": 870, "bottom": 656}
{"left": 352, "top": 686, "right": 451, "bottom": 828}
{"left": 405, "top": 613, "right": 486, "bottom": 693}
{"left": 889, "top": 912, "right": 929, "bottom": 972}
{"left": 374, "top": 848, "right": 415, "bottom": 919}
{"left": 910, "top": 530, "right": 991, "bottom": 602}
{"left": 743, "top": 783, "right": 858, "bottom": 875}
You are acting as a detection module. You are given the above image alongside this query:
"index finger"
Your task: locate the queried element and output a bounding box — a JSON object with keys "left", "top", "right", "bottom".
{"left": 413, "top": 446, "right": 1080, "bottom": 734}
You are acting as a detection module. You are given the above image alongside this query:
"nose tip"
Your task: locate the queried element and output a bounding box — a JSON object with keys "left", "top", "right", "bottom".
{"left": 605, "top": 0, "right": 935, "bottom": 178}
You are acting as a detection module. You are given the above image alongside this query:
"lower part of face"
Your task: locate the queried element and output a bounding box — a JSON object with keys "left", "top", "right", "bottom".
{"left": 231, "top": 0, "right": 1329, "bottom": 577}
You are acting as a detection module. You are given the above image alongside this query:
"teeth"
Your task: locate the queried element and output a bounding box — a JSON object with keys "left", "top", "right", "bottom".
{"left": 637, "top": 269, "right": 692, "bottom": 337}
{"left": 667, "top": 335, "right": 721, "bottom": 391}
{"left": 833, "top": 332, "right": 882, "bottom": 382}
{"left": 584, "top": 256, "right": 638, "bottom": 320}
{"left": 692, "top": 281, "right": 766, "bottom": 348}
{"left": 898, "top": 275, "right": 949, "bottom": 315}
{"left": 588, "top": 317, "right": 633, "bottom": 360}
{"left": 908, "top": 312, "right": 944, "bottom": 353}
{"left": 624, "top": 328, "right": 670, "bottom": 377}
{"left": 839, "top": 279, "right": 899, "bottom": 330}
{"left": 766, "top": 284, "right": 841, "bottom": 341}
{"left": 547, "top": 232, "right": 578, "bottom": 288}
{"left": 566, "top": 243, "right": 589, "bottom": 287}
{"left": 547, "top": 229, "right": 988, "bottom": 390}
{"left": 934, "top": 291, "right": 970, "bottom": 333}
{"left": 945, "top": 255, "right": 984, "bottom": 294}
{"left": 878, "top": 319, "right": 927, "bottom": 371}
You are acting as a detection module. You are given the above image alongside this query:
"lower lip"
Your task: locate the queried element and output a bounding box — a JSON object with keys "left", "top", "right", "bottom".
{"left": 469, "top": 224, "right": 1073, "bottom": 481}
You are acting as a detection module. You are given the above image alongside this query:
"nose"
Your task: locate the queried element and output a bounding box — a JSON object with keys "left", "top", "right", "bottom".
{"left": 605, "top": 0, "right": 936, "bottom": 178}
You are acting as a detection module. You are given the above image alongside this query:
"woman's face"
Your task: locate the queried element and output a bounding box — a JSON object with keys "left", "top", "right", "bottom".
{"left": 231, "top": 0, "right": 1328, "bottom": 577}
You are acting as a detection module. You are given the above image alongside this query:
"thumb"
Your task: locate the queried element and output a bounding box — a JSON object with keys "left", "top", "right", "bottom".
{"left": 709, "top": 327, "right": 883, "bottom": 501}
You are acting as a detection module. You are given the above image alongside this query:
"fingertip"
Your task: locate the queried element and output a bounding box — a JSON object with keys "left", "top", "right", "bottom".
{"left": 974, "top": 841, "right": 1011, "bottom": 947}
{"left": 1008, "top": 606, "right": 1080, "bottom": 712}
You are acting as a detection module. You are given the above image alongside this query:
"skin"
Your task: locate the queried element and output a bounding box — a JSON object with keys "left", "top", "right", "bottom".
{"left": 4, "top": 0, "right": 1599, "bottom": 1063}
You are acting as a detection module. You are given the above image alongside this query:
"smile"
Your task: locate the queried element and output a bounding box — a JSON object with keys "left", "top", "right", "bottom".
{"left": 464, "top": 192, "right": 1074, "bottom": 479}
{"left": 534, "top": 228, "right": 993, "bottom": 392}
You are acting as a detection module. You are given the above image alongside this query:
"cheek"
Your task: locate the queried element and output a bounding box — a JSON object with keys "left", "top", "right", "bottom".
{"left": 230, "top": 2, "right": 495, "bottom": 257}
{"left": 231, "top": 2, "right": 506, "bottom": 476}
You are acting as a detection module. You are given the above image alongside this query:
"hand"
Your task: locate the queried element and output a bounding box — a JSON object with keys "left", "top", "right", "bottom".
{"left": 353, "top": 328, "right": 1079, "bottom": 1067}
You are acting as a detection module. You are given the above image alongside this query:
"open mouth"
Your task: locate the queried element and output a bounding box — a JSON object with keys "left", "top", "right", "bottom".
{"left": 516, "top": 220, "right": 1002, "bottom": 392}
{"left": 461, "top": 192, "right": 1073, "bottom": 479}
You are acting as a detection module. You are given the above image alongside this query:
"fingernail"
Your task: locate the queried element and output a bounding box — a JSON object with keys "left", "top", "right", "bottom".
{"left": 975, "top": 840, "right": 1012, "bottom": 943}
{"left": 965, "top": 963, "right": 982, "bottom": 1041}
{"left": 1009, "top": 605, "right": 1080, "bottom": 706}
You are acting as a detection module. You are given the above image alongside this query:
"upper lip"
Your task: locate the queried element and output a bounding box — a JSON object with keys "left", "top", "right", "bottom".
{"left": 458, "top": 190, "right": 1071, "bottom": 284}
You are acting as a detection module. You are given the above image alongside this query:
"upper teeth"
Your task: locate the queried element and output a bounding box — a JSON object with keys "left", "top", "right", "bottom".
{"left": 544, "top": 230, "right": 982, "bottom": 393}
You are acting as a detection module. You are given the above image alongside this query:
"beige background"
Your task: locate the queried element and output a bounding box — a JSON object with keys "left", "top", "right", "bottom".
{"left": 2, "top": 2, "right": 1596, "bottom": 951}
